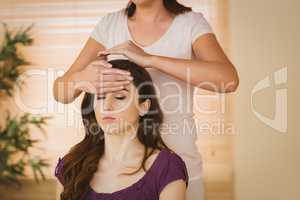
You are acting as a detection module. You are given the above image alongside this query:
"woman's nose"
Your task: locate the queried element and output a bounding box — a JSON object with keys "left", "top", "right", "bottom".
{"left": 103, "top": 95, "right": 114, "bottom": 111}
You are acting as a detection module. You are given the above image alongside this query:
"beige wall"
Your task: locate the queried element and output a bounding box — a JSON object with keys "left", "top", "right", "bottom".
{"left": 229, "top": 0, "right": 300, "bottom": 200}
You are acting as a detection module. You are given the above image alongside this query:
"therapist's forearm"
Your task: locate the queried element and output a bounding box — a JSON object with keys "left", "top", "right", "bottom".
{"left": 148, "top": 55, "right": 239, "bottom": 93}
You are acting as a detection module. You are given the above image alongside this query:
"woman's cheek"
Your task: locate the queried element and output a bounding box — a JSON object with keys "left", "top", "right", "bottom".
{"left": 118, "top": 104, "right": 140, "bottom": 124}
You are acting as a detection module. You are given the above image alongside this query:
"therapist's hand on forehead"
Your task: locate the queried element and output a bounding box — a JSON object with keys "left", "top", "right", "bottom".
{"left": 72, "top": 56, "right": 133, "bottom": 97}
{"left": 97, "top": 40, "right": 152, "bottom": 68}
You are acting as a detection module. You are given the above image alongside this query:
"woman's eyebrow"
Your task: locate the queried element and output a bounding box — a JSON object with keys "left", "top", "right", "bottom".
{"left": 122, "top": 88, "right": 129, "bottom": 92}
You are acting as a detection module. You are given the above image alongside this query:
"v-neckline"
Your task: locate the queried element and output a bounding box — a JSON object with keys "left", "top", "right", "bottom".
{"left": 125, "top": 12, "right": 178, "bottom": 49}
{"left": 88, "top": 149, "right": 166, "bottom": 196}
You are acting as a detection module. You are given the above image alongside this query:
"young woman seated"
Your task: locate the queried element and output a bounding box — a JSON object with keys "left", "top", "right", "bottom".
{"left": 54, "top": 59, "right": 189, "bottom": 200}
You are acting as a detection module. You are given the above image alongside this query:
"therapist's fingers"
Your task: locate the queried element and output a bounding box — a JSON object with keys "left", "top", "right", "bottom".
{"left": 97, "top": 41, "right": 130, "bottom": 56}
{"left": 96, "top": 53, "right": 108, "bottom": 60}
{"left": 97, "top": 51, "right": 109, "bottom": 57}
{"left": 98, "top": 48, "right": 126, "bottom": 57}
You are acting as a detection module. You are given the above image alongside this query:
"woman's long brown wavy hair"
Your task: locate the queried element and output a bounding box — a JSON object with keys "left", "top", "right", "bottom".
{"left": 125, "top": 0, "right": 192, "bottom": 17}
{"left": 59, "top": 59, "right": 171, "bottom": 200}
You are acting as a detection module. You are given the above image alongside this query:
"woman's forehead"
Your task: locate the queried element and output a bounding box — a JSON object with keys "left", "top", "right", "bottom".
{"left": 100, "top": 83, "right": 135, "bottom": 95}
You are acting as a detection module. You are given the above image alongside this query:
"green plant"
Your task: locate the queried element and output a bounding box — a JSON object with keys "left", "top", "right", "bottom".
{"left": 0, "top": 112, "right": 51, "bottom": 187}
{"left": 0, "top": 22, "right": 51, "bottom": 188}
{"left": 0, "top": 22, "right": 33, "bottom": 96}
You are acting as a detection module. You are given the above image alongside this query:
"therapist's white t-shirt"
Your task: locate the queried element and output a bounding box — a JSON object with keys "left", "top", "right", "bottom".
{"left": 90, "top": 8, "right": 213, "bottom": 180}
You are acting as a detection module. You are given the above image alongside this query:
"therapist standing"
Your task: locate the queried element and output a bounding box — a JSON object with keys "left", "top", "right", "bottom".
{"left": 53, "top": 1, "right": 239, "bottom": 200}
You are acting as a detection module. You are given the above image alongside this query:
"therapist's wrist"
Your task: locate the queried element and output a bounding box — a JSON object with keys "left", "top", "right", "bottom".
{"left": 145, "top": 54, "right": 158, "bottom": 69}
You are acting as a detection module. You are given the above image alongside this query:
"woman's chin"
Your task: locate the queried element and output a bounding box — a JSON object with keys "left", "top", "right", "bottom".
{"left": 102, "top": 123, "right": 122, "bottom": 134}
{"left": 100, "top": 118, "right": 137, "bottom": 135}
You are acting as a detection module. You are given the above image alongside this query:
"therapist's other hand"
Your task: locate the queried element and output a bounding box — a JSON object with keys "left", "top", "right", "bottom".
{"left": 97, "top": 40, "right": 152, "bottom": 68}
{"left": 72, "top": 59, "right": 133, "bottom": 95}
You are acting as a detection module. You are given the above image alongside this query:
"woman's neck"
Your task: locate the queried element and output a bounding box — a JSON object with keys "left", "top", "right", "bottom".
{"left": 103, "top": 124, "right": 144, "bottom": 166}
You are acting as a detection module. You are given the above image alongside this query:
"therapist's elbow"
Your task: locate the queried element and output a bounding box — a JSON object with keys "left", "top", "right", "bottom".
{"left": 53, "top": 76, "right": 73, "bottom": 104}
{"left": 228, "top": 70, "right": 239, "bottom": 93}
{"left": 53, "top": 77, "right": 65, "bottom": 103}
{"left": 221, "top": 64, "right": 239, "bottom": 93}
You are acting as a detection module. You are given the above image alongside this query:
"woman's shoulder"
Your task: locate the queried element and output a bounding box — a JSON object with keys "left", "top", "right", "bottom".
{"left": 155, "top": 149, "right": 189, "bottom": 194}
{"left": 160, "top": 149, "right": 186, "bottom": 165}
{"left": 54, "top": 156, "right": 66, "bottom": 185}
{"left": 160, "top": 149, "right": 188, "bottom": 175}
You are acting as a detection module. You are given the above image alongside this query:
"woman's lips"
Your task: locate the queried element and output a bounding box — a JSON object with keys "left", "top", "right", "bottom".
{"left": 102, "top": 117, "right": 116, "bottom": 122}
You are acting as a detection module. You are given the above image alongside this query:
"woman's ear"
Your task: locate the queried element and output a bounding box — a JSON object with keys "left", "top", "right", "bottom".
{"left": 139, "top": 99, "right": 151, "bottom": 116}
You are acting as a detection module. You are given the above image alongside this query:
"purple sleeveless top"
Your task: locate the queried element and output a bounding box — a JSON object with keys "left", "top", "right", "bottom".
{"left": 54, "top": 149, "right": 189, "bottom": 200}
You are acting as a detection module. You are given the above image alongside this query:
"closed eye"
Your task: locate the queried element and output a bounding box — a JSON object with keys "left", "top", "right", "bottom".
{"left": 97, "top": 96, "right": 105, "bottom": 100}
{"left": 96, "top": 95, "right": 126, "bottom": 100}
{"left": 115, "top": 96, "right": 126, "bottom": 100}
